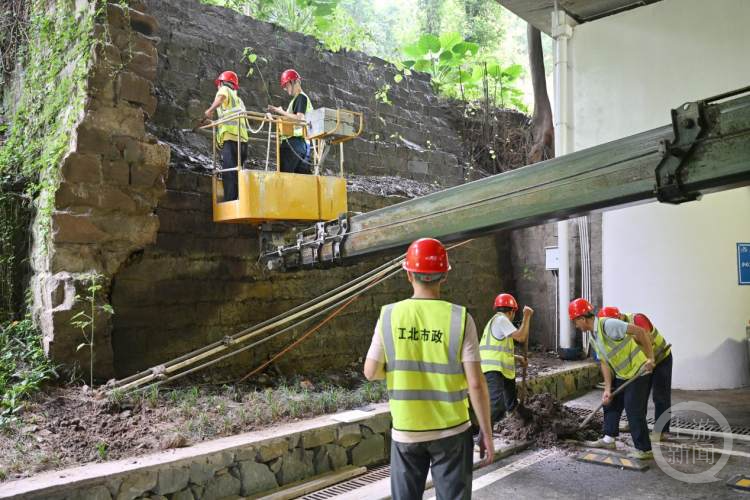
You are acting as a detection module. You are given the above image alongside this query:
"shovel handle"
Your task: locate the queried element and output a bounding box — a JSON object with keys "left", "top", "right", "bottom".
{"left": 577, "top": 362, "right": 650, "bottom": 430}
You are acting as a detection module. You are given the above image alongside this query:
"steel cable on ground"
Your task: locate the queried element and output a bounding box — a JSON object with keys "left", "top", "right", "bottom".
{"left": 113, "top": 251, "right": 408, "bottom": 389}
{"left": 114, "top": 256, "right": 406, "bottom": 392}
{"left": 132, "top": 266, "right": 403, "bottom": 394}
{"left": 124, "top": 240, "right": 473, "bottom": 394}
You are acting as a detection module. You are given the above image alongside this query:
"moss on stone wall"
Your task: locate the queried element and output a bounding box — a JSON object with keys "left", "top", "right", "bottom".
{"left": 0, "top": 0, "right": 98, "bottom": 316}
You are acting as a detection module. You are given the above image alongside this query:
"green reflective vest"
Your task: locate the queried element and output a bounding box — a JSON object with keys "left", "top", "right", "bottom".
{"left": 282, "top": 90, "right": 313, "bottom": 139}
{"left": 216, "top": 86, "right": 248, "bottom": 147}
{"left": 480, "top": 314, "right": 516, "bottom": 379}
{"left": 379, "top": 299, "right": 468, "bottom": 432}
{"left": 622, "top": 312, "right": 671, "bottom": 365}
{"left": 591, "top": 317, "right": 648, "bottom": 379}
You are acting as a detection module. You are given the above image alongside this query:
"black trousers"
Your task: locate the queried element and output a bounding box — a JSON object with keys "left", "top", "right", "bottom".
{"left": 390, "top": 428, "right": 474, "bottom": 500}
{"left": 603, "top": 373, "right": 653, "bottom": 451}
{"left": 650, "top": 352, "right": 673, "bottom": 433}
{"left": 280, "top": 137, "right": 311, "bottom": 174}
{"left": 220, "top": 140, "right": 247, "bottom": 201}
{"left": 485, "top": 370, "right": 518, "bottom": 425}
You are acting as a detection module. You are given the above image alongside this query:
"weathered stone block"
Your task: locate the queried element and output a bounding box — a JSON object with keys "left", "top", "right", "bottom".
{"left": 62, "top": 153, "right": 102, "bottom": 183}
{"left": 115, "top": 470, "right": 157, "bottom": 500}
{"left": 301, "top": 427, "right": 335, "bottom": 449}
{"left": 53, "top": 213, "right": 108, "bottom": 244}
{"left": 336, "top": 424, "right": 362, "bottom": 447}
{"left": 238, "top": 460, "right": 278, "bottom": 496}
{"left": 127, "top": 50, "right": 158, "bottom": 81}
{"left": 131, "top": 161, "right": 166, "bottom": 188}
{"left": 351, "top": 434, "right": 386, "bottom": 467}
{"left": 313, "top": 446, "right": 331, "bottom": 475}
{"left": 117, "top": 72, "right": 156, "bottom": 116}
{"left": 154, "top": 466, "right": 190, "bottom": 495}
{"left": 202, "top": 472, "right": 241, "bottom": 500}
{"left": 276, "top": 448, "right": 315, "bottom": 485}
{"left": 257, "top": 437, "right": 288, "bottom": 462}
{"left": 102, "top": 160, "right": 131, "bottom": 186}
{"left": 361, "top": 414, "right": 391, "bottom": 435}
{"left": 170, "top": 489, "right": 194, "bottom": 500}
{"left": 189, "top": 460, "right": 218, "bottom": 485}
{"left": 325, "top": 444, "right": 348, "bottom": 470}
{"left": 82, "top": 104, "right": 145, "bottom": 139}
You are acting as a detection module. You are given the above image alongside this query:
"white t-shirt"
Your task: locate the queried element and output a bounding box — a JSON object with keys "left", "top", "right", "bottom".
{"left": 596, "top": 317, "right": 628, "bottom": 340}
{"left": 489, "top": 313, "right": 517, "bottom": 341}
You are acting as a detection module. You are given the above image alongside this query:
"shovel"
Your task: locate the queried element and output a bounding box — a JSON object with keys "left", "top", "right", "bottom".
{"left": 513, "top": 338, "right": 533, "bottom": 421}
{"left": 577, "top": 362, "right": 651, "bottom": 430}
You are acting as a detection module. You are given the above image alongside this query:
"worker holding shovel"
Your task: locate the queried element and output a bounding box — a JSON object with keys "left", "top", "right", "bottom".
{"left": 598, "top": 306, "right": 673, "bottom": 442}
{"left": 569, "top": 298, "right": 656, "bottom": 460}
{"left": 479, "top": 293, "right": 534, "bottom": 426}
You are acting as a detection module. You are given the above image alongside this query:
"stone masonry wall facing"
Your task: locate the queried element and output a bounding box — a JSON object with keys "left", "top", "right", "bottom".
{"left": 105, "top": 0, "right": 505, "bottom": 377}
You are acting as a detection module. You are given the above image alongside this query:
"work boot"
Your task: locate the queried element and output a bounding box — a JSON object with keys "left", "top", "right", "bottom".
{"left": 583, "top": 437, "right": 616, "bottom": 449}
{"left": 627, "top": 449, "right": 654, "bottom": 460}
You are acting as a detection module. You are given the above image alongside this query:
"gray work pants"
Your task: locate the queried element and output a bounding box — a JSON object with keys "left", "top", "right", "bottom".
{"left": 390, "top": 428, "right": 473, "bottom": 500}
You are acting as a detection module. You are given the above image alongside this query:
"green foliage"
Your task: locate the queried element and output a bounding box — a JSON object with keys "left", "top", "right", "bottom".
{"left": 0, "top": 193, "right": 32, "bottom": 323}
{"left": 399, "top": 32, "right": 525, "bottom": 110}
{"left": 0, "top": 319, "right": 57, "bottom": 428}
{"left": 200, "top": 0, "right": 370, "bottom": 53}
{"left": 0, "top": 0, "right": 97, "bottom": 250}
{"left": 71, "top": 273, "right": 114, "bottom": 388}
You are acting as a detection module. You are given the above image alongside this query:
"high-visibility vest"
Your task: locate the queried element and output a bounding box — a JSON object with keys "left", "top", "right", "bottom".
{"left": 622, "top": 312, "right": 671, "bottom": 365}
{"left": 281, "top": 91, "right": 313, "bottom": 139}
{"left": 480, "top": 314, "right": 515, "bottom": 379}
{"left": 591, "top": 317, "right": 648, "bottom": 379}
{"left": 379, "top": 299, "right": 469, "bottom": 432}
{"left": 216, "top": 86, "right": 248, "bottom": 147}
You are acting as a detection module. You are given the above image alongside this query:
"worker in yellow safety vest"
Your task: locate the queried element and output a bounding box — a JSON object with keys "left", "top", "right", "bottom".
{"left": 480, "top": 293, "right": 534, "bottom": 426}
{"left": 267, "top": 68, "right": 313, "bottom": 174}
{"left": 364, "top": 238, "right": 494, "bottom": 499}
{"left": 204, "top": 70, "right": 249, "bottom": 202}
{"left": 598, "top": 306, "right": 673, "bottom": 441}
{"left": 569, "top": 298, "right": 656, "bottom": 460}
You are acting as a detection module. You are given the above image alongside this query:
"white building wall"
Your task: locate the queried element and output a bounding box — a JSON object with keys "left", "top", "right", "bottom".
{"left": 570, "top": 0, "right": 750, "bottom": 389}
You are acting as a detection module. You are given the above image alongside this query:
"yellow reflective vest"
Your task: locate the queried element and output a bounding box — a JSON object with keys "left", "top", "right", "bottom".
{"left": 216, "top": 86, "right": 248, "bottom": 147}
{"left": 622, "top": 312, "right": 671, "bottom": 365}
{"left": 591, "top": 317, "right": 648, "bottom": 379}
{"left": 281, "top": 90, "right": 313, "bottom": 140}
{"left": 379, "top": 299, "right": 469, "bottom": 432}
{"left": 480, "top": 314, "right": 516, "bottom": 379}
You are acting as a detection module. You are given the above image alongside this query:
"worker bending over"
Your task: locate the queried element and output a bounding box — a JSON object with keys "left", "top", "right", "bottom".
{"left": 204, "top": 70, "right": 248, "bottom": 202}
{"left": 480, "top": 293, "right": 534, "bottom": 425}
{"left": 267, "top": 69, "right": 313, "bottom": 174}
{"left": 364, "top": 238, "right": 494, "bottom": 500}
{"left": 599, "top": 306, "right": 672, "bottom": 441}
{"left": 570, "top": 298, "right": 655, "bottom": 460}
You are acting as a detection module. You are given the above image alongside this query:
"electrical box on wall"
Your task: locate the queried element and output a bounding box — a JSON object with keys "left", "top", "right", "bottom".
{"left": 545, "top": 246, "right": 560, "bottom": 271}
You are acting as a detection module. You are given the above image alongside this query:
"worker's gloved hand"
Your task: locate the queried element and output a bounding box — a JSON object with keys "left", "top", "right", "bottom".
{"left": 523, "top": 306, "right": 534, "bottom": 317}
{"left": 204, "top": 109, "right": 213, "bottom": 120}
{"left": 602, "top": 389, "right": 613, "bottom": 406}
{"left": 517, "top": 356, "right": 528, "bottom": 368}
{"left": 478, "top": 429, "right": 495, "bottom": 467}
{"left": 267, "top": 104, "right": 283, "bottom": 115}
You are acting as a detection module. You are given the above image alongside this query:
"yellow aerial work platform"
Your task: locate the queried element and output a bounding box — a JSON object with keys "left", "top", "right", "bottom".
{"left": 202, "top": 108, "right": 362, "bottom": 225}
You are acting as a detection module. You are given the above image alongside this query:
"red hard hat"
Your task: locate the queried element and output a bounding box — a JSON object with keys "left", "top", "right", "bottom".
{"left": 569, "top": 298, "right": 594, "bottom": 320}
{"left": 280, "top": 68, "right": 301, "bottom": 88}
{"left": 597, "top": 306, "right": 621, "bottom": 319}
{"left": 403, "top": 238, "right": 451, "bottom": 274}
{"left": 215, "top": 71, "right": 239, "bottom": 90}
{"left": 494, "top": 293, "right": 518, "bottom": 311}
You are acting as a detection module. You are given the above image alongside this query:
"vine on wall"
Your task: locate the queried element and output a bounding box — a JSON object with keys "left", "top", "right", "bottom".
{"left": 0, "top": 0, "right": 98, "bottom": 319}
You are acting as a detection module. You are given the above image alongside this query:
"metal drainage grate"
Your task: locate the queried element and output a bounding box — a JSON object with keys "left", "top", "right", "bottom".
{"left": 301, "top": 464, "right": 391, "bottom": 499}
{"left": 565, "top": 404, "right": 750, "bottom": 438}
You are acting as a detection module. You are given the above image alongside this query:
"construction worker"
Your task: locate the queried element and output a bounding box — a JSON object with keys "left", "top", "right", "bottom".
{"left": 480, "top": 293, "right": 534, "bottom": 425}
{"left": 364, "top": 238, "right": 494, "bottom": 500}
{"left": 267, "top": 69, "right": 313, "bottom": 174}
{"left": 204, "top": 70, "right": 249, "bottom": 202}
{"left": 598, "top": 306, "right": 673, "bottom": 440}
{"left": 569, "top": 298, "right": 656, "bottom": 460}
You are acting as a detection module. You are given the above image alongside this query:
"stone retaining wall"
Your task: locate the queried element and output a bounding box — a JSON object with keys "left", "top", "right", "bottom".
{"left": 1, "top": 363, "right": 601, "bottom": 499}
